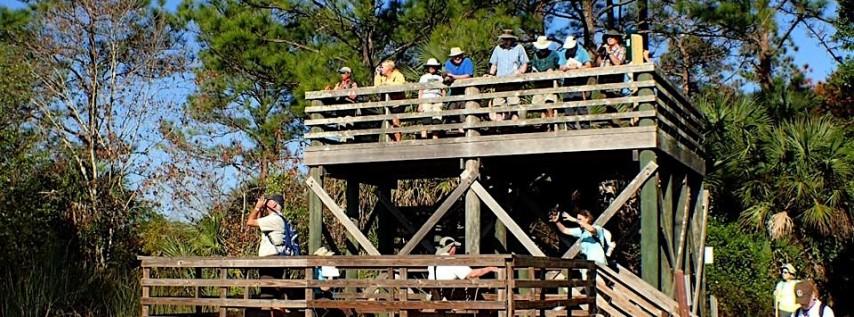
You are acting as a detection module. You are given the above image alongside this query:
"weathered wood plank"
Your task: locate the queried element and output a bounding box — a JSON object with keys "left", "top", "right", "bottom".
{"left": 141, "top": 297, "right": 306, "bottom": 309}
{"left": 307, "top": 300, "right": 505, "bottom": 311}
{"left": 512, "top": 256, "right": 592, "bottom": 269}
{"left": 471, "top": 181, "right": 546, "bottom": 257}
{"left": 398, "top": 169, "right": 478, "bottom": 255}
{"left": 305, "top": 81, "right": 655, "bottom": 113}
{"left": 305, "top": 95, "right": 655, "bottom": 126}
{"left": 139, "top": 255, "right": 513, "bottom": 268}
{"left": 306, "top": 176, "right": 381, "bottom": 255}
{"left": 562, "top": 161, "right": 658, "bottom": 258}
{"left": 305, "top": 127, "right": 658, "bottom": 166}
{"left": 691, "top": 189, "right": 710, "bottom": 316}
{"left": 308, "top": 167, "right": 323, "bottom": 254}
{"left": 513, "top": 280, "right": 588, "bottom": 288}
{"left": 305, "top": 110, "right": 654, "bottom": 140}
{"left": 304, "top": 64, "right": 656, "bottom": 100}
{"left": 657, "top": 130, "right": 706, "bottom": 175}
{"left": 513, "top": 298, "right": 594, "bottom": 310}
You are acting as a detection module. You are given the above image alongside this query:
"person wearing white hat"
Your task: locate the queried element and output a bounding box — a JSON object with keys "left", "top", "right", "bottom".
{"left": 528, "top": 36, "right": 561, "bottom": 121}
{"left": 774, "top": 263, "right": 800, "bottom": 317}
{"left": 557, "top": 35, "right": 592, "bottom": 71}
{"left": 428, "top": 237, "right": 500, "bottom": 281}
{"left": 418, "top": 58, "right": 446, "bottom": 139}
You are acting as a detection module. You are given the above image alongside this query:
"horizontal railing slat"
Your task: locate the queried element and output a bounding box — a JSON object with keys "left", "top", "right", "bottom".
{"left": 142, "top": 278, "right": 506, "bottom": 289}
{"left": 138, "top": 255, "right": 512, "bottom": 268}
{"left": 305, "top": 111, "right": 655, "bottom": 139}
{"left": 304, "top": 81, "right": 655, "bottom": 113}
{"left": 304, "top": 64, "right": 655, "bottom": 100}
{"left": 305, "top": 95, "right": 655, "bottom": 126}
{"left": 142, "top": 297, "right": 306, "bottom": 308}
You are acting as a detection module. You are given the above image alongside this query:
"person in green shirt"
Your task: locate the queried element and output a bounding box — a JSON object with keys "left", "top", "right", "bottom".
{"left": 529, "top": 36, "right": 560, "bottom": 121}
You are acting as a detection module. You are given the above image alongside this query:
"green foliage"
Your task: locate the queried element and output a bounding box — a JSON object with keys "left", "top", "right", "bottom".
{"left": 706, "top": 218, "right": 775, "bottom": 317}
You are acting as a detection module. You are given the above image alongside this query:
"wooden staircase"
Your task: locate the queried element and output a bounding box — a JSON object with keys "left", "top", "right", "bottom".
{"left": 593, "top": 264, "right": 692, "bottom": 317}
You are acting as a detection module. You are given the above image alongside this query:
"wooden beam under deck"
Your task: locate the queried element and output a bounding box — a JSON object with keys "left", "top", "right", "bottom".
{"left": 306, "top": 126, "right": 657, "bottom": 166}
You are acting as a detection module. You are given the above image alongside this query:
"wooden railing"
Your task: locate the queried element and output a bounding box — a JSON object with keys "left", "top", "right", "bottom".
{"left": 303, "top": 63, "right": 704, "bottom": 158}
{"left": 594, "top": 263, "right": 692, "bottom": 317}
{"left": 139, "top": 255, "right": 597, "bottom": 317}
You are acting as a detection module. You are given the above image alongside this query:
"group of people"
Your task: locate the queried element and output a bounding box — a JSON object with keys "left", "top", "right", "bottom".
{"left": 329, "top": 29, "right": 632, "bottom": 140}
{"left": 247, "top": 192, "right": 838, "bottom": 316}
{"left": 775, "top": 264, "right": 836, "bottom": 317}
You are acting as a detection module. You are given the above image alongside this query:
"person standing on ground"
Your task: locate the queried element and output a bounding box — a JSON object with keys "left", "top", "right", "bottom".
{"left": 793, "top": 280, "right": 835, "bottom": 317}
{"left": 775, "top": 263, "right": 801, "bottom": 317}
{"left": 247, "top": 194, "right": 299, "bottom": 301}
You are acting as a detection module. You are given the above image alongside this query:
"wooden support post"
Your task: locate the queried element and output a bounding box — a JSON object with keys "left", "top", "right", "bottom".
{"left": 308, "top": 167, "right": 324, "bottom": 255}
{"left": 465, "top": 159, "right": 481, "bottom": 254}
{"left": 505, "top": 260, "right": 516, "bottom": 317}
{"left": 220, "top": 268, "right": 228, "bottom": 317}
{"left": 638, "top": 71, "right": 660, "bottom": 289}
{"left": 464, "top": 86, "right": 483, "bottom": 255}
{"left": 692, "top": 189, "right": 710, "bottom": 316}
{"left": 674, "top": 175, "right": 692, "bottom": 272}
{"left": 305, "top": 267, "right": 314, "bottom": 317}
{"left": 399, "top": 169, "right": 478, "bottom": 255}
{"left": 660, "top": 169, "right": 675, "bottom": 295}
{"left": 563, "top": 161, "right": 658, "bottom": 258}
{"left": 306, "top": 176, "right": 381, "bottom": 255}
{"left": 141, "top": 267, "right": 150, "bottom": 317}
{"left": 471, "top": 181, "right": 546, "bottom": 256}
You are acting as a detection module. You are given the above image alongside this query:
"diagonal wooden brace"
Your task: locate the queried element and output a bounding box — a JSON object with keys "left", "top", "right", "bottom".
{"left": 306, "top": 176, "right": 381, "bottom": 255}
{"left": 470, "top": 181, "right": 546, "bottom": 257}
{"left": 375, "top": 192, "right": 436, "bottom": 252}
{"left": 563, "top": 161, "right": 659, "bottom": 259}
{"left": 398, "top": 168, "right": 478, "bottom": 255}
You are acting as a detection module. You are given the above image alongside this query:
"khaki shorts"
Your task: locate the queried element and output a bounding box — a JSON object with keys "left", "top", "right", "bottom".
{"left": 419, "top": 102, "right": 443, "bottom": 120}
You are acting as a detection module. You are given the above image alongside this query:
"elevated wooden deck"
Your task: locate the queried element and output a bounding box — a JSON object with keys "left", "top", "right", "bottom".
{"left": 304, "top": 64, "right": 705, "bottom": 176}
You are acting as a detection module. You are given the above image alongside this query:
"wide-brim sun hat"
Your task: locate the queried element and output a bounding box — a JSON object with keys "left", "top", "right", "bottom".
{"left": 603, "top": 29, "right": 623, "bottom": 42}
{"left": 533, "top": 36, "right": 552, "bottom": 50}
{"left": 497, "top": 29, "right": 518, "bottom": 40}
{"left": 424, "top": 58, "right": 441, "bottom": 67}
{"left": 563, "top": 36, "right": 577, "bottom": 49}
{"left": 449, "top": 47, "right": 464, "bottom": 57}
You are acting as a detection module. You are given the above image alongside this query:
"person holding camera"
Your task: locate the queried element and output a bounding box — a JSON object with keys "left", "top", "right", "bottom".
{"left": 247, "top": 194, "right": 297, "bottom": 301}
{"left": 597, "top": 29, "right": 626, "bottom": 67}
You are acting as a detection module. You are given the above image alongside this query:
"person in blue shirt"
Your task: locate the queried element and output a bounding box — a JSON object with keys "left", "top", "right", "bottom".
{"left": 557, "top": 35, "right": 594, "bottom": 128}
{"left": 550, "top": 209, "right": 609, "bottom": 279}
{"left": 443, "top": 47, "right": 474, "bottom": 82}
{"left": 557, "top": 35, "right": 592, "bottom": 70}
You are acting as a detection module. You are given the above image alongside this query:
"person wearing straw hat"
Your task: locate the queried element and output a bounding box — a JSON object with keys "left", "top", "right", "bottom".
{"left": 487, "top": 29, "right": 528, "bottom": 121}
{"left": 775, "top": 263, "right": 801, "bottom": 317}
{"left": 443, "top": 47, "right": 474, "bottom": 129}
{"left": 418, "top": 58, "right": 445, "bottom": 139}
{"left": 488, "top": 29, "right": 528, "bottom": 77}
{"left": 443, "top": 47, "right": 474, "bottom": 81}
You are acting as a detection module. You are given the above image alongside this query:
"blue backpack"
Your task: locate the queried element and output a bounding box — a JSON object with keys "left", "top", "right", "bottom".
{"left": 263, "top": 213, "right": 301, "bottom": 256}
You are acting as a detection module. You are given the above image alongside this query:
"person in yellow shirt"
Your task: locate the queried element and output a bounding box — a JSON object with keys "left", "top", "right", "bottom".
{"left": 775, "top": 263, "right": 800, "bottom": 317}
{"left": 373, "top": 60, "right": 407, "bottom": 141}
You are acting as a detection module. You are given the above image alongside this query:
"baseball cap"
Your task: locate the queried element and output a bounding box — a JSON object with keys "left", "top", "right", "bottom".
{"left": 265, "top": 194, "right": 285, "bottom": 210}
{"left": 794, "top": 280, "right": 816, "bottom": 307}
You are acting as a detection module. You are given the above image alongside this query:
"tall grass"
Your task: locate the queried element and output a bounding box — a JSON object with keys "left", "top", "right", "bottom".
{"left": 0, "top": 247, "right": 140, "bottom": 317}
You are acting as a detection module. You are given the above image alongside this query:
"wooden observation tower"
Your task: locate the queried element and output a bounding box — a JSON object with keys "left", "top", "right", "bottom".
{"left": 303, "top": 55, "right": 709, "bottom": 314}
